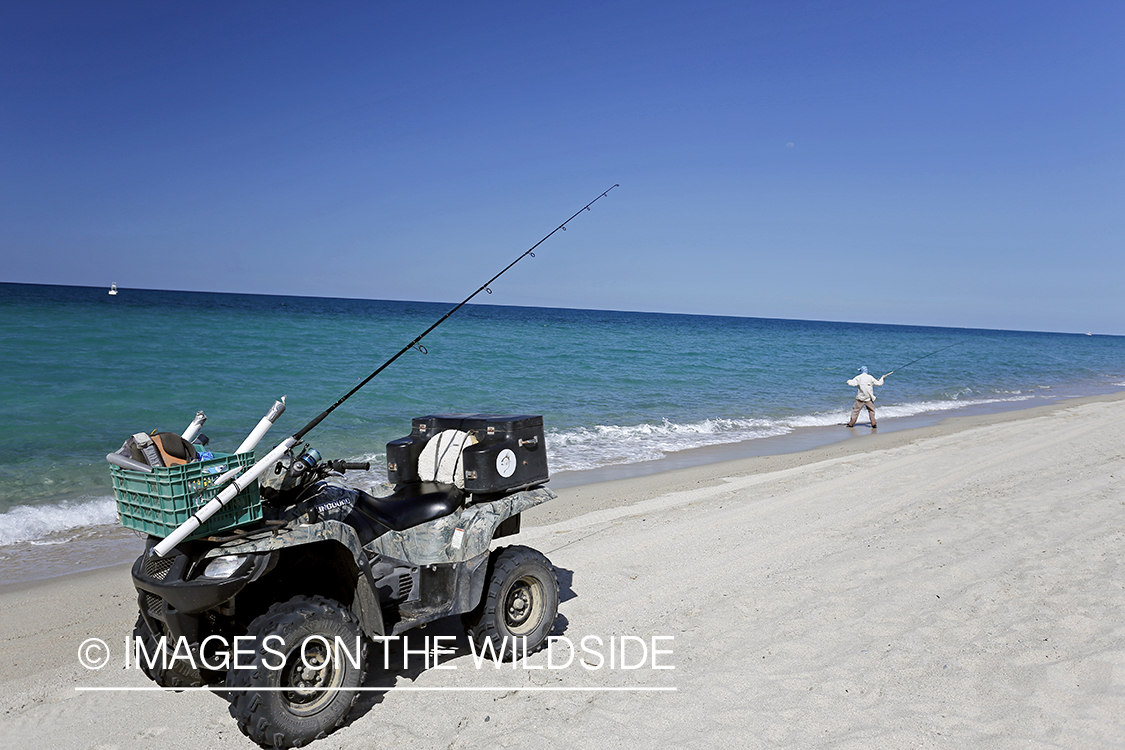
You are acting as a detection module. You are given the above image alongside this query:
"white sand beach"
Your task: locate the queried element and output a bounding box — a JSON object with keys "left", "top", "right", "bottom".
{"left": 1, "top": 393, "right": 1123, "bottom": 749}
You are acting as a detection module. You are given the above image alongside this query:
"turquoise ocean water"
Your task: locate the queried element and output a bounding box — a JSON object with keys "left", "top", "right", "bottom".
{"left": 2, "top": 282, "right": 1124, "bottom": 581}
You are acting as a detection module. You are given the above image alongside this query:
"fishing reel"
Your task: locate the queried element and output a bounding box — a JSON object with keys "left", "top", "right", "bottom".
{"left": 259, "top": 445, "right": 371, "bottom": 504}
{"left": 259, "top": 445, "right": 322, "bottom": 503}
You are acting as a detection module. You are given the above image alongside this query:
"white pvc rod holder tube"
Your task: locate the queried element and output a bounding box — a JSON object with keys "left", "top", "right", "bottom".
{"left": 235, "top": 397, "right": 286, "bottom": 455}
{"left": 182, "top": 411, "right": 207, "bottom": 442}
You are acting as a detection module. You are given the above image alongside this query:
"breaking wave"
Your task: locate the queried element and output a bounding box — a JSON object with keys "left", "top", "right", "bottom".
{"left": 546, "top": 394, "right": 1034, "bottom": 472}
{"left": 0, "top": 496, "right": 118, "bottom": 547}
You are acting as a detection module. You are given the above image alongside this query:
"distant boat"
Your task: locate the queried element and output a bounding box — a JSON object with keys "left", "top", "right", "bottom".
{"left": 109, "top": 283, "right": 118, "bottom": 296}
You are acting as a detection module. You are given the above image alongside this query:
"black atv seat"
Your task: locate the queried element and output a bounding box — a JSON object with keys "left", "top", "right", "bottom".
{"left": 351, "top": 482, "right": 464, "bottom": 533}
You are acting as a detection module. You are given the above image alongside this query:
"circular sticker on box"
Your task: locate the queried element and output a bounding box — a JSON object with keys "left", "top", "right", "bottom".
{"left": 496, "top": 448, "right": 516, "bottom": 478}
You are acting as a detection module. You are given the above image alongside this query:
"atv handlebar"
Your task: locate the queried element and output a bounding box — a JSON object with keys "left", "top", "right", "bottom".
{"left": 325, "top": 460, "right": 371, "bottom": 473}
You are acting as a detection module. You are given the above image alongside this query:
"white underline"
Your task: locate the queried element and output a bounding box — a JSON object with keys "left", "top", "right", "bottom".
{"left": 76, "top": 686, "right": 676, "bottom": 693}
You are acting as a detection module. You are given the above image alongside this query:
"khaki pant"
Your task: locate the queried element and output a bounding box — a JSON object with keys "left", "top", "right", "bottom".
{"left": 848, "top": 399, "right": 876, "bottom": 427}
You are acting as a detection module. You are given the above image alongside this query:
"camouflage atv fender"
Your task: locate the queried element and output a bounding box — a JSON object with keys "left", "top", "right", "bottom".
{"left": 199, "top": 519, "right": 367, "bottom": 561}
{"left": 365, "top": 487, "right": 556, "bottom": 565}
{"left": 199, "top": 520, "right": 384, "bottom": 638}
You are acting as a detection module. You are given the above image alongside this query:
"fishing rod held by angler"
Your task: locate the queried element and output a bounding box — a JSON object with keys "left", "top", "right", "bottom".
{"left": 151, "top": 184, "right": 620, "bottom": 557}
{"left": 886, "top": 341, "right": 964, "bottom": 376}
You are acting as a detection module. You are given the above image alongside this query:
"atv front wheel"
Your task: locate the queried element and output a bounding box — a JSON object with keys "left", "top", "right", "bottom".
{"left": 132, "top": 613, "right": 206, "bottom": 688}
{"left": 226, "top": 595, "right": 367, "bottom": 749}
{"left": 465, "top": 545, "right": 559, "bottom": 659}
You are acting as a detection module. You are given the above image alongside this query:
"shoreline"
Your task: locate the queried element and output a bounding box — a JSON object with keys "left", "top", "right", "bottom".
{"left": 2, "top": 388, "right": 1123, "bottom": 589}
{"left": 548, "top": 385, "right": 1122, "bottom": 489}
{"left": 525, "top": 389, "right": 1125, "bottom": 526}
{"left": 4, "top": 389, "right": 1123, "bottom": 595}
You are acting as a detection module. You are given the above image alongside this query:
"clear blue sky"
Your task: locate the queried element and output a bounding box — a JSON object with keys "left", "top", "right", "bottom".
{"left": 2, "top": 1, "right": 1122, "bottom": 334}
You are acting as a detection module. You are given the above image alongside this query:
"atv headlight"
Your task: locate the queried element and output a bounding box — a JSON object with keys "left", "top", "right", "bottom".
{"left": 201, "top": 554, "right": 249, "bottom": 579}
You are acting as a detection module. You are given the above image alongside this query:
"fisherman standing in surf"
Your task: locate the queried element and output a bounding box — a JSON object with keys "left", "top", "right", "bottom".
{"left": 846, "top": 366, "right": 890, "bottom": 428}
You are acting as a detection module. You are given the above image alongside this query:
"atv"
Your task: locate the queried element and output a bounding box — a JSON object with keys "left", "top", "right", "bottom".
{"left": 122, "top": 413, "right": 559, "bottom": 748}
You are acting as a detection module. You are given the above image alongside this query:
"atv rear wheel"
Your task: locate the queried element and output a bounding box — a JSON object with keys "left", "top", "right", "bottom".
{"left": 226, "top": 595, "right": 367, "bottom": 749}
{"left": 465, "top": 546, "right": 559, "bottom": 659}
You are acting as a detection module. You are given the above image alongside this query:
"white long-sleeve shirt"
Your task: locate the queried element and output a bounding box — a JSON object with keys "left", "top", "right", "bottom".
{"left": 847, "top": 372, "right": 884, "bottom": 402}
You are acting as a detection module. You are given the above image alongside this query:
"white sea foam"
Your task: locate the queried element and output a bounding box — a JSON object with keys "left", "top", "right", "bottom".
{"left": 786, "top": 394, "right": 1034, "bottom": 428}
{"left": 547, "top": 417, "right": 789, "bottom": 472}
{"left": 547, "top": 394, "right": 1035, "bottom": 472}
{"left": 0, "top": 496, "right": 118, "bottom": 547}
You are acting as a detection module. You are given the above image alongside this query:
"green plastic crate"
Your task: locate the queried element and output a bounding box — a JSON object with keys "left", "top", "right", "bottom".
{"left": 110, "top": 451, "right": 262, "bottom": 540}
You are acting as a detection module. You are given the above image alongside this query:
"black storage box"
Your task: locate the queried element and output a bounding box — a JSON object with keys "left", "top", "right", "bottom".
{"left": 386, "top": 414, "right": 548, "bottom": 494}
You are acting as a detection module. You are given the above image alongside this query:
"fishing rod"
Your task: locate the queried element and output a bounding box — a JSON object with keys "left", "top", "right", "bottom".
{"left": 293, "top": 184, "right": 619, "bottom": 442}
{"left": 152, "top": 184, "right": 619, "bottom": 556}
{"left": 886, "top": 341, "right": 963, "bottom": 376}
